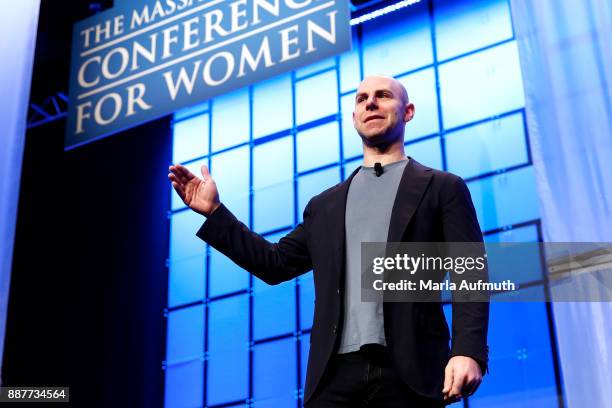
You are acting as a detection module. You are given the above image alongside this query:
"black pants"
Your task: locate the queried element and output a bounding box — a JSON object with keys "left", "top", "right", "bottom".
{"left": 305, "top": 345, "right": 444, "bottom": 408}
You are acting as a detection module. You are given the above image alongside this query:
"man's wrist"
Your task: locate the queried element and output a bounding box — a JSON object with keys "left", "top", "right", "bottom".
{"left": 204, "top": 202, "right": 221, "bottom": 217}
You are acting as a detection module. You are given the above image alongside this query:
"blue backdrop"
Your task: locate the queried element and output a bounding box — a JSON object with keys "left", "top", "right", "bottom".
{"left": 165, "top": 0, "right": 562, "bottom": 407}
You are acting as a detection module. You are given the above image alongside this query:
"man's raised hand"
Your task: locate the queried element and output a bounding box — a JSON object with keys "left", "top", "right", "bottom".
{"left": 168, "top": 164, "right": 221, "bottom": 217}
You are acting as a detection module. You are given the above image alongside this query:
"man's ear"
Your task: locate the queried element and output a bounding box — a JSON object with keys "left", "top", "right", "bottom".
{"left": 404, "top": 103, "right": 415, "bottom": 123}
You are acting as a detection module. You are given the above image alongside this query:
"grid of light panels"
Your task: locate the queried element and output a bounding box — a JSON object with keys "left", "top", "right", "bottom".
{"left": 165, "top": 1, "right": 563, "bottom": 407}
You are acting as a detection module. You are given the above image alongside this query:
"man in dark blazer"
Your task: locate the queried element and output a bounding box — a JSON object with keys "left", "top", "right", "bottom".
{"left": 169, "top": 76, "right": 489, "bottom": 407}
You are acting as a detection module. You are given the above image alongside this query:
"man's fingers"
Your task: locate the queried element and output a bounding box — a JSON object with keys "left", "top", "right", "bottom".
{"left": 171, "top": 181, "right": 186, "bottom": 200}
{"left": 201, "top": 164, "right": 211, "bottom": 179}
{"left": 168, "top": 173, "right": 180, "bottom": 185}
{"left": 176, "top": 163, "right": 196, "bottom": 180}
{"left": 442, "top": 365, "right": 453, "bottom": 395}
{"left": 464, "top": 376, "right": 481, "bottom": 396}
{"left": 169, "top": 165, "right": 189, "bottom": 184}
{"left": 449, "top": 372, "right": 464, "bottom": 398}
{"left": 168, "top": 166, "right": 186, "bottom": 184}
{"left": 170, "top": 164, "right": 195, "bottom": 183}
{"left": 169, "top": 173, "right": 187, "bottom": 191}
{"left": 442, "top": 364, "right": 454, "bottom": 401}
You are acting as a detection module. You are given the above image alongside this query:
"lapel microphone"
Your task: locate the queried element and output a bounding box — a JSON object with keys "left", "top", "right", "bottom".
{"left": 374, "top": 162, "right": 383, "bottom": 177}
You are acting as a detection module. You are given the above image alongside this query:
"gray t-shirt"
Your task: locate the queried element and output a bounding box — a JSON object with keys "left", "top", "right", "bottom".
{"left": 338, "top": 159, "right": 409, "bottom": 353}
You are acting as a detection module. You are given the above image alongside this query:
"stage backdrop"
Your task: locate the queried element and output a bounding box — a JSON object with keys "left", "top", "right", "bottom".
{"left": 0, "top": 0, "right": 40, "bottom": 383}
{"left": 166, "top": 0, "right": 563, "bottom": 407}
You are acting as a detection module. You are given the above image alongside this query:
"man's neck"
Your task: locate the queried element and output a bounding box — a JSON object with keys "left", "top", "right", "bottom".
{"left": 362, "top": 139, "right": 407, "bottom": 167}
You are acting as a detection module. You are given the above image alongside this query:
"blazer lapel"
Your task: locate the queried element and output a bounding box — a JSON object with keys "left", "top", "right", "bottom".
{"left": 326, "top": 166, "right": 361, "bottom": 286}
{"left": 386, "top": 158, "right": 433, "bottom": 242}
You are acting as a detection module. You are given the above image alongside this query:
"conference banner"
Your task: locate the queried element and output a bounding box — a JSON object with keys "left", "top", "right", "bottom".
{"left": 66, "top": 0, "right": 351, "bottom": 149}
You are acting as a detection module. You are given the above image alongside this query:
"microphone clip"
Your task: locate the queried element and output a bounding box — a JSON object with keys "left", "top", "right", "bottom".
{"left": 374, "top": 162, "right": 383, "bottom": 177}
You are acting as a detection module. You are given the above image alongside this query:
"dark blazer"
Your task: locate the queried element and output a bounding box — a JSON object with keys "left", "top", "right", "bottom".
{"left": 197, "top": 158, "right": 489, "bottom": 404}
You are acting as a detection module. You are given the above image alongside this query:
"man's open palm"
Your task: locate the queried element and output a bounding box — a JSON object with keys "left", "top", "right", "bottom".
{"left": 168, "top": 164, "right": 220, "bottom": 216}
